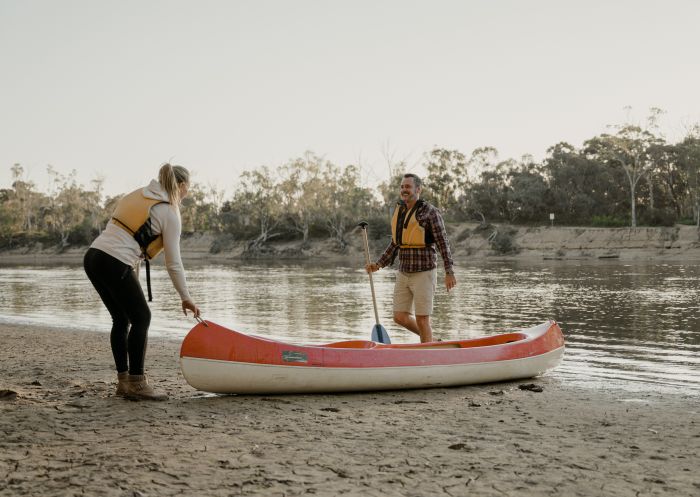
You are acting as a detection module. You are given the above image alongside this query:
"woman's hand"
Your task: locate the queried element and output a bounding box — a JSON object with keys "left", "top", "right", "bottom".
{"left": 182, "top": 300, "right": 201, "bottom": 318}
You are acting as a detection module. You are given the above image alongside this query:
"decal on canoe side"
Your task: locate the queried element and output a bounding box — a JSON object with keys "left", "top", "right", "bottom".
{"left": 282, "top": 350, "right": 308, "bottom": 363}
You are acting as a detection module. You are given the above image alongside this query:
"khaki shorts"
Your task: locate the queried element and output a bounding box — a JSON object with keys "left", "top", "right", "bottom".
{"left": 393, "top": 269, "right": 437, "bottom": 316}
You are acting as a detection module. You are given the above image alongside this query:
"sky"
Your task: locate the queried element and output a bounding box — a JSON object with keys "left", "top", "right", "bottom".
{"left": 1, "top": 0, "right": 699, "bottom": 197}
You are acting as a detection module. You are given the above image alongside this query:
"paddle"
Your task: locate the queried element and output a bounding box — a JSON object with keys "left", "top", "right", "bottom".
{"left": 357, "top": 222, "right": 391, "bottom": 344}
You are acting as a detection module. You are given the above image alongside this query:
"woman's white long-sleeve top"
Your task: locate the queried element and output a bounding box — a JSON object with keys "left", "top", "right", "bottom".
{"left": 90, "top": 179, "right": 192, "bottom": 302}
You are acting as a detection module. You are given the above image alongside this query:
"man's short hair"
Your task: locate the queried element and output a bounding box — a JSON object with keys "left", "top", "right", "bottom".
{"left": 403, "top": 173, "right": 422, "bottom": 188}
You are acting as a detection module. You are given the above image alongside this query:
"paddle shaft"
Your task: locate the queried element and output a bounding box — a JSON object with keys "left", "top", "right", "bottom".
{"left": 360, "top": 227, "right": 381, "bottom": 326}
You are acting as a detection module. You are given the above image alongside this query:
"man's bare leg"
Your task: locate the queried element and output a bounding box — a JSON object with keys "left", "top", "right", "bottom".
{"left": 415, "top": 315, "right": 433, "bottom": 343}
{"left": 393, "top": 311, "right": 419, "bottom": 335}
{"left": 393, "top": 311, "right": 433, "bottom": 343}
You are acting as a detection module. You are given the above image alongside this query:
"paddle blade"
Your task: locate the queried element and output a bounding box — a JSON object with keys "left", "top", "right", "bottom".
{"left": 371, "top": 324, "right": 391, "bottom": 344}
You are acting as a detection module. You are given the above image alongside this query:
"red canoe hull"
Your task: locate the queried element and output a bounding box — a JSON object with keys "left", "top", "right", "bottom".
{"left": 179, "top": 321, "right": 565, "bottom": 394}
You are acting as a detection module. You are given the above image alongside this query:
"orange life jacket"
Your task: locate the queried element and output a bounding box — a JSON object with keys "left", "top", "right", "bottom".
{"left": 111, "top": 188, "right": 169, "bottom": 260}
{"left": 391, "top": 199, "right": 433, "bottom": 248}
{"left": 110, "top": 188, "right": 170, "bottom": 302}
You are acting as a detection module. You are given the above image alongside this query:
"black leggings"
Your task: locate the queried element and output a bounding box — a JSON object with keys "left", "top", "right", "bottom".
{"left": 83, "top": 247, "right": 151, "bottom": 375}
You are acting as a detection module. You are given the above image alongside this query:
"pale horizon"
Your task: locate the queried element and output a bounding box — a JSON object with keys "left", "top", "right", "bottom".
{"left": 2, "top": 0, "right": 699, "bottom": 197}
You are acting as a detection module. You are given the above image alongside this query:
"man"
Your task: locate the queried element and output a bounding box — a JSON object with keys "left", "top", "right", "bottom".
{"left": 366, "top": 173, "right": 457, "bottom": 342}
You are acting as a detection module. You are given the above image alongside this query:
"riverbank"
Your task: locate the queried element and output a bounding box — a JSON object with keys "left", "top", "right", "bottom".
{"left": 2, "top": 223, "right": 700, "bottom": 266}
{"left": 1, "top": 323, "right": 698, "bottom": 496}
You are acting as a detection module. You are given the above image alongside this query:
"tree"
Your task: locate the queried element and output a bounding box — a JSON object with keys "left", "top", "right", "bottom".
{"left": 463, "top": 162, "right": 513, "bottom": 222}
{"left": 227, "top": 167, "right": 283, "bottom": 254}
{"left": 278, "top": 153, "right": 327, "bottom": 245}
{"left": 10, "top": 163, "right": 37, "bottom": 232}
{"left": 544, "top": 142, "right": 625, "bottom": 224}
{"left": 43, "top": 166, "right": 98, "bottom": 246}
{"left": 423, "top": 148, "right": 468, "bottom": 216}
{"left": 377, "top": 170, "right": 404, "bottom": 214}
{"left": 88, "top": 176, "right": 107, "bottom": 232}
{"left": 181, "top": 182, "right": 223, "bottom": 233}
{"left": 466, "top": 147, "right": 499, "bottom": 182}
{"left": 674, "top": 133, "right": 700, "bottom": 225}
{"left": 642, "top": 141, "right": 684, "bottom": 225}
{"left": 319, "top": 163, "right": 374, "bottom": 250}
{"left": 506, "top": 161, "right": 550, "bottom": 223}
{"left": 585, "top": 125, "right": 662, "bottom": 227}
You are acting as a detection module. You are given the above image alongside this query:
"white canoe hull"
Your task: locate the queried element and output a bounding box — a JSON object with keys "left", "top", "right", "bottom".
{"left": 180, "top": 346, "right": 565, "bottom": 394}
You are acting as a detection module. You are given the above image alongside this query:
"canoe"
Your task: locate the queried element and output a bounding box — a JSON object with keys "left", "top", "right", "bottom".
{"left": 179, "top": 320, "right": 565, "bottom": 394}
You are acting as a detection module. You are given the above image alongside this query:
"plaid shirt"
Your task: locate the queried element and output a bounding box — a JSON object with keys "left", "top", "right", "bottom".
{"left": 377, "top": 201, "right": 454, "bottom": 274}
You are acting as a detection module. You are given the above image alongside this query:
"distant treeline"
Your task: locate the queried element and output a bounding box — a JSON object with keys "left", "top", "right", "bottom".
{"left": 3, "top": 112, "right": 700, "bottom": 253}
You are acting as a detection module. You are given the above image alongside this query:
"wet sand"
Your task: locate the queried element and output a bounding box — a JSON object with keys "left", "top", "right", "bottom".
{"left": 1, "top": 323, "right": 698, "bottom": 496}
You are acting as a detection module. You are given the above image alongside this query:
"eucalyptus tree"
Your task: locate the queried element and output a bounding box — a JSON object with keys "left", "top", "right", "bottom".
{"left": 88, "top": 176, "right": 107, "bottom": 232}
{"left": 180, "top": 182, "right": 223, "bottom": 233}
{"left": 674, "top": 134, "right": 700, "bottom": 225}
{"left": 506, "top": 159, "right": 550, "bottom": 223}
{"left": 228, "top": 166, "right": 283, "bottom": 254}
{"left": 452, "top": 147, "right": 500, "bottom": 223}
{"left": 544, "top": 142, "right": 624, "bottom": 224}
{"left": 0, "top": 189, "right": 13, "bottom": 240}
{"left": 641, "top": 108, "right": 667, "bottom": 217}
{"left": 585, "top": 125, "right": 663, "bottom": 228}
{"left": 278, "top": 153, "right": 327, "bottom": 245}
{"left": 463, "top": 161, "right": 514, "bottom": 222}
{"left": 466, "top": 147, "right": 499, "bottom": 181}
{"left": 378, "top": 170, "right": 405, "bottom": 214}
{"left": 7, "top": 163, "right": 38, "bottom": 233}
{"left": 423, "top": 148, "right": 468, "bottom": 216}
{"left": 320, "top": 163, "right": 374, "bottom": 250}
{"left": 643, "top": 141, "right": 687, "bottom": 224}
{"left": 42, "top": 166, "right": 103, "bottom": 246}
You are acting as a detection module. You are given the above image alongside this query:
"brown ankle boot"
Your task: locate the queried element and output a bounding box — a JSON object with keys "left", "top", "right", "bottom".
{"left": 116, "top": 371, "right": 129, "bottom": 397}
{"left": 124, "top": 374, "right": 168, "bottom": 401}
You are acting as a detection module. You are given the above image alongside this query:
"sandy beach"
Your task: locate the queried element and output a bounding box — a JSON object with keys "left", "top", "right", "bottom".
{"left": 1, "top": 323, "right": 698, "bottom": 497}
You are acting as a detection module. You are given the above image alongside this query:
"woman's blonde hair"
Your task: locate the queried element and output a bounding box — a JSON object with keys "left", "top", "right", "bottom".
{"left": 158, "top": 163, "right": 190, "bottom": 206}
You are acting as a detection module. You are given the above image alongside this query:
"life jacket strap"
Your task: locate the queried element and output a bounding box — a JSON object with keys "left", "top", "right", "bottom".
{"left": 145, "top": 258, "right": 153, "bottom": 302}
{"left": 403, "top": 200, "right": 423, "bottom": 229}
{"left": 111, "top": 216, "right": 135, "bottom": 235}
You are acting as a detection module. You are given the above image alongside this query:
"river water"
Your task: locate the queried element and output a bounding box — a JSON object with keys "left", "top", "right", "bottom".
{"left": 1, "top": 260, "right": 698, "bottom": 395}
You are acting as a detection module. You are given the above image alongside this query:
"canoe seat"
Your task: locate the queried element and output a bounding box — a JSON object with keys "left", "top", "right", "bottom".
{"left": 323, "top": 340, "right": 378, "bottom": 349}
{"left": 388, "top": 343, "right": 462, "bottom": 350}
{"left": 376, "top": 333, "right": 528, "bottom": 350}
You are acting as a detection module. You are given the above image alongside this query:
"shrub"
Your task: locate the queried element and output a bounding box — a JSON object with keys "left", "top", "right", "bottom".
{"left": 591, "top": 215, "right": 627, "bottom": 227}
{"left": 67, "top": 220, "right": 99, "bottom": 246}
{"left": 639, "top": 208, "right": 677, "bottom": 227}
{"left": 455, "top": 227, "right": 471, "bottom": 242}
{"left": 489, "top": 228, "right": 519, "bottom": 254}
{"left": 362, "top": 214, "right": 392, "bottom": 240}
{"left": 209, "top": 234, "right": 237, "bottom": 254}
{"left": 0, "top": 231, "right": 59, "bottom": 249}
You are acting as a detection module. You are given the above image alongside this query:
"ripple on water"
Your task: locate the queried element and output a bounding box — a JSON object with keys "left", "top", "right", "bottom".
{"left": 1, "top": 260, "right": 699, "bottom": 394}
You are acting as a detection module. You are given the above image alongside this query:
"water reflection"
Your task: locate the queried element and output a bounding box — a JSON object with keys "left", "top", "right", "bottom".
{"left": 0, "top": 260, "right": 698, "bottom": 394}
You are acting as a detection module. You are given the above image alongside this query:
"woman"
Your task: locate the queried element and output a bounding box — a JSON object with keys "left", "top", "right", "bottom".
{"left": 84, "top": 163, "right": 201, "bottom": 401}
